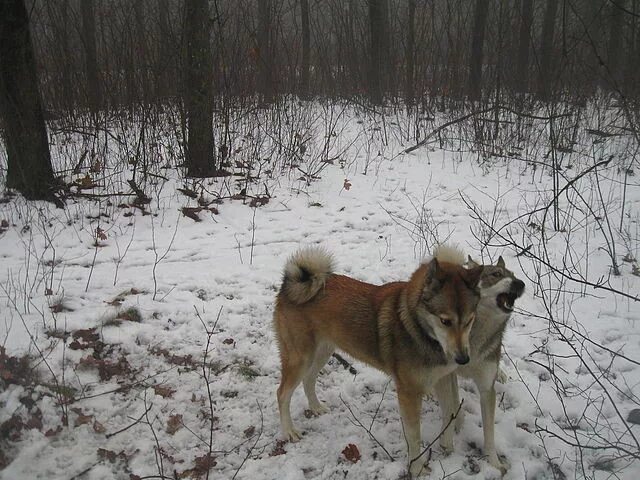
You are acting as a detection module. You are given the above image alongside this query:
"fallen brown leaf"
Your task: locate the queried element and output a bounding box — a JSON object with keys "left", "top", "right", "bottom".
{"left": 167, "top": 414, "right": 183, "bottom": 435}
{"left": 342, "top": 443, "right": 360, "bottom": 463}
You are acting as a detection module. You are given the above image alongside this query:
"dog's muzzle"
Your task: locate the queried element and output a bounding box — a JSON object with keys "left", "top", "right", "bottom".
{"left": 496, "top": 279, "right": 525, "bottom": 313}
{"left": 455, "top": 352, "right": 470, "bottom": 365}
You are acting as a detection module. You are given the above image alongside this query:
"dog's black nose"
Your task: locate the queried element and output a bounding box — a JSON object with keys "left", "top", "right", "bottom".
{"left": 512, "top": 279, "right": 525, "bottom": 295}
{"left": 455, "top": 353, "right": 470, "bottom": 365}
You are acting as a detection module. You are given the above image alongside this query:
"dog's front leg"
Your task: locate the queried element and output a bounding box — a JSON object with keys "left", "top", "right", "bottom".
{"left": 475, "top": 367, "right": 507, "bottom": 473}
{"left": 397, "top": 388, "right": 430, "bottom": 477}
{"left": 434, "top": 374, "right": 459, "bottom": 453}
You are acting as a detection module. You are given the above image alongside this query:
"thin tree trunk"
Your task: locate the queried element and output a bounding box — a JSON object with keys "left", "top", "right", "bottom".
{"left": 405, "top": 0, "right": 416, "bottom": 105}
{"left": 184, "top": 0, "right": 215, "bottom": 177}
{"left": 133, "top": 1, "right": 150, "bottom": 104}
{"left": 0, "top": 0, "right": 60, "bottom": 204}
{"left": 158, "top": 0, "right": 176, "bottom": 99}
{"left": 468, "top": 0, "right": 489, "bottom": 100}
{"left": 538, "top": 0, "right": 559, "bottom": 101}
{"left": 258, "top": 0, "right": 273, "bottom": 103}
{"left": 368, "top": 0, "right": 387, "bottom": 104}
{"left": 300, "top": 0, "right": 310, "bottom": 99}
{"left": 515, "top": 0, "right": 533, "bottom": 93}
{"left": 607, "top": 0, "right": 626, "bottom": 88}
{"left": 81, "top": 0, "right": 101, "bottom": 111}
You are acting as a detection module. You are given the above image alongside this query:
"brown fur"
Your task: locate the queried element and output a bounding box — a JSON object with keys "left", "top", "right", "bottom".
{"left": 273, "top": 247, "right": 483, "bottom": 476}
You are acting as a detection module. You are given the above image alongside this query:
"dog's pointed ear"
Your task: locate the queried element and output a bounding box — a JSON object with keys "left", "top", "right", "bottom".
{"left": 464, "top": 265, "right": 483, "bottom": 288}
{"left": 424, "top": 258, "right": 443, "bottom": 293}
{"left": 466, "top": 255, "right": 480, "bottom": 268}
{"left": 496, "top": 256, "right": 505, "bottom": 268}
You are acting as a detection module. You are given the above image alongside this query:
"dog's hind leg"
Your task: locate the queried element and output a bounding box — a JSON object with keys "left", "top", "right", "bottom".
{"left": 277, "top": 340, "right": 314, "bottom": 442}
{"left": 303, "top": 343, "right": 333, "bottom": 415}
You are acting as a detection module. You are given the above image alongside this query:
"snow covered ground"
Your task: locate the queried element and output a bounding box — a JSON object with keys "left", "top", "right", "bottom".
{"left": 1, "top": 105, "right": 639, "bottom": 479}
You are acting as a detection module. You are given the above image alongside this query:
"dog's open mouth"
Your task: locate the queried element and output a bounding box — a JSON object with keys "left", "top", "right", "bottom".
{"left": 497, "top": 292, "right": 516, "bottom": 312}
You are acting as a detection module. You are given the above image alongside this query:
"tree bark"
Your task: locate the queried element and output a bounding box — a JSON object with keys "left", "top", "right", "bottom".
{"left": 258, "top": 0, "right": 273, "bottom": 103}
{"left": 405, "top": 0, "right": 416, "bottom": 105}
{"left": 538, "top": 0, "right": 559, "bottom": 101}
{"left": 368, "top": 0, "right": 388, "bottom": 105}
{"left": 468, "top": 0, "right": 489, "bottom": 100}
{"left": 81, "top": 0, "right": 101, "bottom": 111}
{"left": 300, "top": 0, "right": 311, "bottom": 99}
{"left": 0, "top": 0, "right": 59, "bottom": 204}
{"left": 184, "top": 0, "right": 215, "bottom": 177}
{"left": 515, "top": 0, "right": 533, "bottom": 93}
{"left": 607, "top": 0, "right": 626, "bottom": 88}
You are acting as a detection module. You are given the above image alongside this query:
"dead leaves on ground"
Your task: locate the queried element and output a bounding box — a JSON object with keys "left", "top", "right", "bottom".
{"left": 341, "top": 443, "right": 361, "bottom": 463}
{"left": 166, "top": 414, "right": 183, "bottom": 435}
{"left": 0, "top": 347, "right": 34, "bottom": 386}
{"left": 175, "top": 453, "right": 217, "bottom": 479}
{"left": 180, "top": 206, "right": 219, "bottom": 222}
{"left": 71, "top": 407, "right": 106, "bottom": 433}
{"left": 153, "top": 384, "right": 176, "bottom": 399}
{"left": 106, "top": 287, "right": 144, "bottom": 307}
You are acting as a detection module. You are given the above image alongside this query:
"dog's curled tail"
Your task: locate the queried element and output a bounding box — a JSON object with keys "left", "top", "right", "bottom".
{"left": 280, "top": 247, "right": 335, "bottom": 305}
{"left": 433, "top": 244, "right": 466, "bottom": 265}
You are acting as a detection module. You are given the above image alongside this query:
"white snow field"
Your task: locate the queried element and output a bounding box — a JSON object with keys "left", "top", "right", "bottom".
{"left": 1, "top": 103, "right": 639, "bottom": 479}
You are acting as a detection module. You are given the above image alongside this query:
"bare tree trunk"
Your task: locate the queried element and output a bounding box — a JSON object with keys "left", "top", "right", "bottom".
{"left": 538, "top": 0, "right": 559, "bottom": 101}
{"left": 184, "top": 0, "right": 215, "bottom": 177}
{"left": 368, "top": 0, "right": 387, "bottom": 105}
{"left": 607, "top": 0, "right": 626, "bottom": 88}
{"left": 468, "top": 0, "right": 489, "bottom": 100}
{"left": 258, "top": 0, "right": 273, "bottom": 103}
{"left": 405, "top": 0, "right": 416, "bottom": 105}
{"left": 515, "top": 0, "right": 533, "bottom": 94}
{"left": 300, "top": 0, "right": 310, "bottom": 99}
{"left": 158, "top": 0, "right": 178, "bottom": 100}
{"left": 133, "top": 1, "right": 150, "bottom": 104}
{"left": 81, "top": 0, "right": 101, "bottom": 111}
{"left": 0, "top": 0, "right": 60, "bottom": 204}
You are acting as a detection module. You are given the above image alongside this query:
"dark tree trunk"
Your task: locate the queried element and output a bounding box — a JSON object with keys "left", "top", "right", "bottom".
{"left": 405, "top": 0, "right": 416, "bottom": 105}
{"left": 300, "top": 0, "right": 310, "bottom": 99}
{"left": 468, "top": 0, "right": 489, "bottom": 100}
{"left": 133, "top": 1, "right": 150, "bottom": 104}
{"left": 258, "top": 0, "right": 273, "bottom": 103}
{"left": 81, "top": 0, "right": 101, "bottom": 111}
{"left": 368, "top": 0, "right": 387, "bottom": 105}
{"left": 158, "top": 0, "right": 175, "bottom": 100}
{"left": 538, "top": 0, "right": 559, "bottom": 101}
{"left": 0, "top": 0, "right": 59, "bottom": 204}
{"left": 515, "top": 0, "right": 533, "bottom": 93}
{"left": 607, "top": 0, "right": 626, "bottom": 88}
{"left": 184, "top": 0, "right": 215, "bottom": 177}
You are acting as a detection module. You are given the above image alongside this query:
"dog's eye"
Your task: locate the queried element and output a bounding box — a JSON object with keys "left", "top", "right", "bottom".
{"left": 440, "top": 318, "right": 452, "bottom": 327}
{"left": 492, "top": 271, "right": 503, "bottom": 278}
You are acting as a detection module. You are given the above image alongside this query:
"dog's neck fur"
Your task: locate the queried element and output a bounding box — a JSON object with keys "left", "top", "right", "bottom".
{"left": 470, "top": 296, "right": 511, "bottom": 361}
{"left": 398, "top": 291, "right": 449, "bottom": 366}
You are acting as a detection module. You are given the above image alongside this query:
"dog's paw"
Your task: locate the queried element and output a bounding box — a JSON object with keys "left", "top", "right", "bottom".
{"left": 408, "top": 459, "right": 431, "bottom": 477}
{"left": 439, "top": 437, "right": 454, "bottom": 454}
{"left": 308, "top": 403, "right": 330, "bottom": 416}
{"left": 488, "top": 454, "right": 509, "bottom": 475}
{"left": 496, "top": 367, "right": 508, "bottom": 384}
{"left": 284, "top": 428, "right": 302, "bottom": 443}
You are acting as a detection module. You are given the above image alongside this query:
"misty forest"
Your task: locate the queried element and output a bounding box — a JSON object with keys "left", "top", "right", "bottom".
{"left": 1, "top": 1, "right": 639, "bottom": 479}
